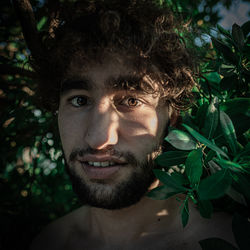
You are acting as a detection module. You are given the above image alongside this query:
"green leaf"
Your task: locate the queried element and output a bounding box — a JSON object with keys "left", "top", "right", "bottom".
{"left": 208, "top": 160, "right": 222, "bottom": 173}
{"left": 171, "top": 172, "right": 189, "bottom": 185}
{"left": 185, "top": 148, "right": 203, "bottom": 185}
{"left": 243, "top": 46, "right": 250, "bottom": 60}
{"left": 205, "top": 150, "right": 216, "bottom": 164}
{"left": 198, "top": 169, "right": 232, "bottom": 200}
{"left": 153, "top": 169, "right": 187, "bottom": 191}
{"left": 155, "top": 151, "right": 189, "bottom": 167}
{"left": 220, "top": 98, "right": 250, "bottom": 116}
{"left": 215, "top": 159, "right": 244, "bottom": 172}
{"left": 147, "top": 185, "right": 181, "bottom": 200}
{"left": 198, "top": 199, "right": 213, "bottom": 219}
{"left": 200, "top": 79, "right": 221, "bottom": 98}
{"left": 220, "top": 98, "right": 250, "bottom": 134}
{"left": 195, "top": 102, "right": 209, "bottom": 130}
{"left": 220, "top": 74, "right": 238, "bottom": 91}
{"left": 219, "top": 64, "right": 236, "bottom": 77}
{"left": 182, "top": 124, "right": 229, "bottom": 159}
{"left": 217, "top": 24, "right": 231, "bottom": 38}
{"left": 241, "top": 20, "right": 250, "bottom": 38}
{"left": 203, "top": 97, "right": 219, "bottom": 139}
{"left": 234, "top": 142, "right": 250, "bottom": 161}
{"left": 203, "top": 72, "right": 221, "bottom": 84}
{"left": 232, "top": 23, "right": 245, "bottom": 50}
{"left": 165, "top": 129, "right": 197, "bottom": 150}
{"left": 220, "top": 111, "right": 237, "bottom": 155}
{"left": 37, "top": 16, "right": 48, "bottom": 31}
{"left": 232, "top": 213, "right": 250, "bottom": 250}
{"left": 181, "top": 198, "right": 189, "bottom": 227}
{"left": 231, "top": 172, "right": 250, "bottom": 201}
{"left": 226, "top": 186, "right": 247, "bottom": 206}
{"left": 199, "top": 238, "right": 238, "bottom": 250}
{"left": 212, "top": 37, "right": 238, "bottom": 64}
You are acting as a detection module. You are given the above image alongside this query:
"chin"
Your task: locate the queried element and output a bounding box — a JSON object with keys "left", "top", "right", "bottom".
{"left": 66, "top": 161, "right": 156, "bottom": 210}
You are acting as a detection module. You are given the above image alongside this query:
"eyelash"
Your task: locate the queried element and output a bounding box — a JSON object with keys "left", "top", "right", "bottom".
{"left": 119, "top": 96, "right": 142, "bottom": 108}
{"left": 68, "top": 96, "right": 90, "bottom": 107}
{"left": 67, "top": 95, "right": 143, "bottom": 109}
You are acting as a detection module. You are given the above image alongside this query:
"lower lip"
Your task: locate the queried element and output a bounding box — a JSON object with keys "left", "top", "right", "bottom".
{"left": 79, "top": 162, "right": 125, "bottom": 179}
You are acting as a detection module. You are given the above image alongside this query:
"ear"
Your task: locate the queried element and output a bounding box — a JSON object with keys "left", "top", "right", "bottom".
{"left": 168, "top": 105, "right": 181, "bottom": 128}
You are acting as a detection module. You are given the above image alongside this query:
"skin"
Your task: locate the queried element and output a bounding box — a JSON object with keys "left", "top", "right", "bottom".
{"left": 30, "top": 52, "right": 236, "bottom": 250}
{"left": 58, "top": 52, "right": 168, "bottom": 204}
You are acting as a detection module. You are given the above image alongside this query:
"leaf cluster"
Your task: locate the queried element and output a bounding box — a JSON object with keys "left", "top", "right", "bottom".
{"left": 148, "top": 20, "right": 250, "bottom": 249}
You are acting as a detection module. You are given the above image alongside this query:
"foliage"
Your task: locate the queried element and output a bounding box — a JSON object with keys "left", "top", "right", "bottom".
{"left": 148, "top": 19, "right": 250, "bottom": 249}
{"left": 0, "top": 1, "right": 81, "bottom": 249}
{"left": 0, "top": 0, "right": 249, "bottom": 250}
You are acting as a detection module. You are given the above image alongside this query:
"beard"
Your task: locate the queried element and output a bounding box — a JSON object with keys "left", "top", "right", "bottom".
{"left": 65, "top": 145, "right": 162, "bottom": 210}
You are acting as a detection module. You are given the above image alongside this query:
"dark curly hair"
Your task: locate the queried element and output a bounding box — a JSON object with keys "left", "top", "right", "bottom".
{"left": 33, "top": 0, "right": 195, "bottom": 114}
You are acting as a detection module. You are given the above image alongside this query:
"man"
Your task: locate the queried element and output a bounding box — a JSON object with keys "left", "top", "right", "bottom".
{"left": 29, "top": 1, "right": 235, "bottom": 249}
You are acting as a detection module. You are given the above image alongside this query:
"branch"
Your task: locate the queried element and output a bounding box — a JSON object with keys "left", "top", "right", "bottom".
{"left": 47, "top": 0, "right": 60, "bottom": 37}
{"left": 0, "top": 64, "right": 35, "bottom": 78}
{"left": 12, "top": 0, "right": 44, "bottom": 62}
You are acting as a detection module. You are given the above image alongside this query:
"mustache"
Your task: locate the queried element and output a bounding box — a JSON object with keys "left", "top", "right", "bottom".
{"left": 69, "top": 147, "right": 141, "bottom": 167}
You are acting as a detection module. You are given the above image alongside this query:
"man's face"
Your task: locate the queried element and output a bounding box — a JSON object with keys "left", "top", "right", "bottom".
{"left": 58, "top": 52, "right": 169, "bottom": 209}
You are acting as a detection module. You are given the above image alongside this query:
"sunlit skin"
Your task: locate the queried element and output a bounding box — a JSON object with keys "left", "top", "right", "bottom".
{"left": 58, "top": 52, "right": 168, "bottom": 192}
{"left": 31, "top": 52, "right": 235, "bottom": 250}
{"left": 59, "top": 56, "right": 165, "bottom": 160}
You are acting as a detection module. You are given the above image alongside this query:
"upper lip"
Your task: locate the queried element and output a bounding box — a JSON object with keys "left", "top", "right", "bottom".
{"left": 78, "top": 155, "right": 127, "bottom": 164}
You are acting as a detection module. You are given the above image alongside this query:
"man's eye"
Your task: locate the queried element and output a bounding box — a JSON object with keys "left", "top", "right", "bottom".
{"left": 69, "top": 96, "right": 89, "bottom": 107}
{"left": 122, "top": 97, "right": 142, "bottom": 107}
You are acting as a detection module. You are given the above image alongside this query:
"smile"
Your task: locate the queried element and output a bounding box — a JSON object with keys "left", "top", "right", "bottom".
{"left": 79, "top": 160, "right": 127, "bottom": 179}
{"left": 87, "top": 161, "right": 116, "bottom": 167}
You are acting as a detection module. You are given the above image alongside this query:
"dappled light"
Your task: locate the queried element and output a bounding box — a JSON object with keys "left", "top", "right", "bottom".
{"left": 156, "top": 209, "right": 168, "bottom": 217}
{"left": 0, "top": 1, "right": 249, "bottom": 250}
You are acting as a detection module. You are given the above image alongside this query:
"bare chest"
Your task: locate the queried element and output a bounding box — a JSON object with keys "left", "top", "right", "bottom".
{"left": 63, "top": 230, "right": 201, "bottom": 250}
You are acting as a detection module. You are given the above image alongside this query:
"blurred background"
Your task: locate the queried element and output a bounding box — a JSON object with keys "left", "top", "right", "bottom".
{"left": 0, "top": 0, "right": 249, "bottom": 249}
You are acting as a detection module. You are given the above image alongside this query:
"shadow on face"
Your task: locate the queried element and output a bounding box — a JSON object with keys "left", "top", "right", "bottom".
{"left": 57, "top": 50, "right": 170, "bottom": 209}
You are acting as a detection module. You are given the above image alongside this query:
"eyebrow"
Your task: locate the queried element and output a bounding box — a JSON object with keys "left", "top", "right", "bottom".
{"left": 60, "top": 75, "right": 153, "bottom": 95}
{"left": 106, "top": 75, "right": 146, "bottom": 91}
{"left": 60, "top": 77, "right": 93, "bottom": 94}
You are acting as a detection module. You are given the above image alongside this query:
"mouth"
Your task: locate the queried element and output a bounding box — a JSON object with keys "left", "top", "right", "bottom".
{"left": 86, "top": 161, "right": 117, "bottom": 167}
{"left": 79, "top": 160, "right": 128, "bottom": 179}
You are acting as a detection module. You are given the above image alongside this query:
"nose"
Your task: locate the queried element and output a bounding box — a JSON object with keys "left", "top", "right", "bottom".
{"left": 85, "top": 100, "right": 119, "bottom": 150}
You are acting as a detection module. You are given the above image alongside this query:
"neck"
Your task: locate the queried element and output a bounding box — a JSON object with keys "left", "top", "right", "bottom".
{"left": 89, "top": 180, "right": 181, "bottom": 245}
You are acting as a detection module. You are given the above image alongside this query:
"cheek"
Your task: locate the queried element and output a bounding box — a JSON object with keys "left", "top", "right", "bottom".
{"left": 147, "top": 116, "right": 158, "bottom": 135}
{"left": 119, "top": 108, "right": 169, "bottom": 158}
{"left": 58, "top": 111, "right": 87, "bottom": 158}
{"left": 120, "top": 109, "right": 159, "bottom": 137}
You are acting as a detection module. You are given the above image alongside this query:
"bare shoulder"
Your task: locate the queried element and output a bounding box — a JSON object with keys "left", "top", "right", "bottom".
{"left": 30, "top": 206, "right": 90, "bottom": 250}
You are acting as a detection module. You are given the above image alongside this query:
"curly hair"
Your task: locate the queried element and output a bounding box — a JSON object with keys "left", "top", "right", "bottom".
{"left": 33, "top": 0, "right": 195, "bottom": 113}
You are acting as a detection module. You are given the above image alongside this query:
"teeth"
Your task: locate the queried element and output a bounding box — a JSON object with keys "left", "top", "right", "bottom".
{"left": 101, "top": 161, "right": 109, "bottom": 167}
{"left": 93, "top": 162, "right": 101, "bottom": 167}
{"left": 87, "top": 161, "right": 116, "bottom": 167}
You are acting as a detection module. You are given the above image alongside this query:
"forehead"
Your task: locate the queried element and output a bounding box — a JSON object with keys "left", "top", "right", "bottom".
{"left": 72, "top": 53, "right": 134, "bottom": 82}
{"left": 61, "top": 51, "right": 159, "bottom": 93}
